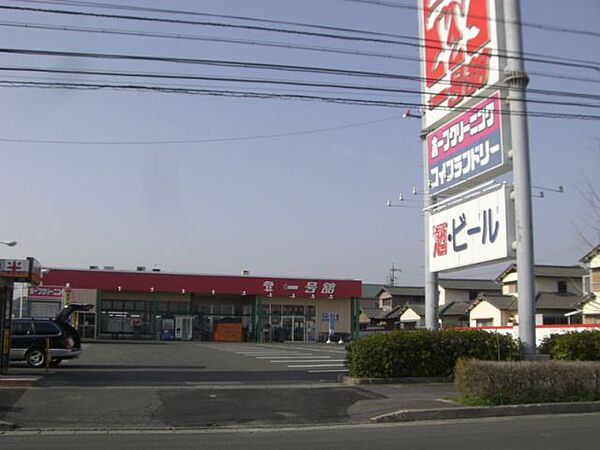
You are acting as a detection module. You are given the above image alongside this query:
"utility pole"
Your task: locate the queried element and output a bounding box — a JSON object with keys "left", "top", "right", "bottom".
{"left": 387, "top": 263, "right": 402, "bottom": 287}
{"left": 504, "top": 0, "right": 536, "bottom": 356}
{"left": 421, "top": 127, "right": 439, "bottom": 330}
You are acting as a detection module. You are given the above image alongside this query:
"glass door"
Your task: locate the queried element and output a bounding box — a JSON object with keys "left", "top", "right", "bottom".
{"left": 293, "top": 317, "right": 305, "bottom": 342}
{"left": 282, "top": 316, "right": 293, "bottom": 341}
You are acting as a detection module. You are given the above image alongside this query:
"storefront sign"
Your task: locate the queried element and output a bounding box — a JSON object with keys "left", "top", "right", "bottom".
{"left": 263, "top": 280, "right": 338, "bottom": 298}
{"left": 427, "top": 92, "right": 511, "bottom": 195}
{"left": 419, "top": 0, "right": 504, "bottom": 128}
{"left": 429, "top": 184, "right": 515, "bottom": 272}
{"left": 28, "top": 285, "right": 64, "bottom": 299}
{"left": 0, "top": 258, "right": 42, "bottom": 284}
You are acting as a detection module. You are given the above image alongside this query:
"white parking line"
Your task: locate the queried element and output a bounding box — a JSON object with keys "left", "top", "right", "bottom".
{"left": 271, "top": 360, "right": 345, "bottom": 363}
{"left": 308, "top": 369, "right": 349, "bottom": 373}
{"left": 287, "top": 363, "right": 345, "bottom": 368}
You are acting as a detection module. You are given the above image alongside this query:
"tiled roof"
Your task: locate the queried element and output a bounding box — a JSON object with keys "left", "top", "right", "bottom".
{"left": 360, "top": 307, "right": 388, "bottom": 320}
{"left": 581, "top": 244, "right": 600, "bottom": 264}
{"left": 440, "top": 301, "right": 472, "bottom": 316}
{"left": 378, "top": 286, "right": 425, "bottom": 297}
{"left": 535, "top": 293, "right": 581, "bottom": 310}
{"left": 495, "top": 264, "right": 586, "bottom": 282}
{"left": 438, "top": 278, "right": 500, "bottom": 291}
{"left": 361, "top": 284, "right": 385, "bottom": 299}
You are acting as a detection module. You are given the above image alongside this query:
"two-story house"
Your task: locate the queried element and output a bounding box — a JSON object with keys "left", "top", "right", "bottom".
{"left": 468, "top": 264, "right": 586, "bottom": 327}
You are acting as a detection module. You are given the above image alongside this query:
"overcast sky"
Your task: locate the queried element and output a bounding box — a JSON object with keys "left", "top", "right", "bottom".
{"left": 0, "top": 0, "right": 598, "bottom": 285}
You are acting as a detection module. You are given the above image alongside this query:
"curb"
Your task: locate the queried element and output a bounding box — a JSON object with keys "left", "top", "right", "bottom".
{"left": 0, "top": 420, "right": 18, "bottom": 431}
{"left": 342, "top": 376, "right": 451, "bottom": 385}
{"left": 371, "top": 401, "right": 600, "bottom": 423}
{"left": 0, "top": 377, "right": 40, "bottom": 388}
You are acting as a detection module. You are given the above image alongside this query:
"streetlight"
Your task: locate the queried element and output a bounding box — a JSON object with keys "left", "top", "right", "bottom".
{"left": 0, "top": 241, "right": 17, "bottom": 247}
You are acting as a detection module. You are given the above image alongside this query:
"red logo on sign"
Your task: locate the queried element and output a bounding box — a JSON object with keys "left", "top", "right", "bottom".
{"left": 422, "top": 0, "right": 491, "bottom": 110}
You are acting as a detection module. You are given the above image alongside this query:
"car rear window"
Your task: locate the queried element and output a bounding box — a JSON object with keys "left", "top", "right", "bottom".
{"left": 33, "top": 321, "right": 60, "bottom": 335}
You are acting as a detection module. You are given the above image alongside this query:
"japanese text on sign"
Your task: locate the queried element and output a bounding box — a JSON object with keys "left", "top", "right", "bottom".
{"left": 429, "top": 184, "right": 515, "bottom": 272}
{"left": 262, "top": 280, "right": 337, "bottom": 297}
{"left": 420, "top": 0, "right": 501, "bottom": 128}
{"left": 427, "top": 92, "right": 509, "bottom": 195}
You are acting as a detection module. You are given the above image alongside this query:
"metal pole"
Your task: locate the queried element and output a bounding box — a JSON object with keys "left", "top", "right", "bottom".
{"left": 421, "top": 127, "right": 439, "bottom": 330}
{"left": 504, "top": 0, "right": 536, "bottom": 356}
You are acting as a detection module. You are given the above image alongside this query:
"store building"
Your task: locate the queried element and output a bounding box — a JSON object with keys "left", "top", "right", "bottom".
{"left": 39, "top": 267, "right": 362, "bottom": 343}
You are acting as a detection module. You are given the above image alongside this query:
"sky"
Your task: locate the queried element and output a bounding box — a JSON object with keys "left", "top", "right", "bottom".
{"left": 0, "top": 0, "right": 598, "bottom": 285}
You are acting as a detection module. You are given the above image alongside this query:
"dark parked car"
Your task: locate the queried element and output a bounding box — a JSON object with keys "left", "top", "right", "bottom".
{"left": 10, "top": 303, "right": 92, "bottom": 368}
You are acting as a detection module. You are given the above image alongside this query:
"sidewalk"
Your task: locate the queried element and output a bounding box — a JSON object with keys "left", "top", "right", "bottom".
{"left": 346, "top": 381, "right": 600, "bottom": 423}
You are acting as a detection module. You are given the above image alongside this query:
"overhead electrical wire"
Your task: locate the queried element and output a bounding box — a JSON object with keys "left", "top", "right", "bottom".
{"left": 1, "top": 66, "right": 598, "bottom": 110}
{"left": 0, "top": 113, "right": 406, "bottom": 145}
{"left": 1, "top": 4, "right": 599, "bottom": 73}
{"left": 1, "top": 47, "right": 598, "bottom": 109}
{"left": 17, "top": 0, "right": 600, "bottom": 40}
{"left": 1, "top": 20, "right": 598, "bottom": 86}
{"left": 1, "top": 79, "right": 598, "bottom": 121}
{"left": 337, "top": 0, "right": 600, "bottom": 39}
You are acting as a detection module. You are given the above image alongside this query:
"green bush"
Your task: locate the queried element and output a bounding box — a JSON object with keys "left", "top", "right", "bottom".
{"left": 455, "top": 359, "right": 600, "bottom": 405}
{"left": 539, "top": 331, "right": 600, "bottom": 360}
{"left": 345, "top": 329, "right": 519, "bottom": 378}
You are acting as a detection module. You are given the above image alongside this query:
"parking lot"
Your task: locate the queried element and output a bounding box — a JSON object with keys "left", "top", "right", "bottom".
{"left": 9, "top": 341, "right": 349, "bottom": 386}
{"left": 1, "top": 341, "right": 391, "bottom": 430}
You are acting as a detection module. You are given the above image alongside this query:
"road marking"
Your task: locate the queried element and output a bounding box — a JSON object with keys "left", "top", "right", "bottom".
{"left": 287, "top": 363, "right": 345, "bottom": 368}
{"left": 256, "top": 356, "right": 320, "bottom": 359}
{"left": 271, "top": 359, "right": 345, "bottom": 363}
{"left": 308, "top": 369, "right": 349, "bottom": 373}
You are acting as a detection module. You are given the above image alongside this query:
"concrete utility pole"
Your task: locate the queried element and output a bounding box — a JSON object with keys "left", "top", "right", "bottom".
{"left": 421, "top": 127, "right": 439, "bottom": 330}
{"left": 504, "top": 0, "right": 536, "bottom": 356}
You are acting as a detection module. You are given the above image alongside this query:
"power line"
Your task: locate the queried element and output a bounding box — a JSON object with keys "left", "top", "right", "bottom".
{"left": 337, "top": 0, "right": 600, "bottom": 39}
{"left": 1, "top": 20, "right": 598, "bottom": 86}
{"left": 2, "top": 47, "right": 598, "bottom": 102}
{"left": 2, "top": 66, "right": 598, "bottom": 110}
{"left": 19, "top": 0, "right": 600, "bottom": 40}
{"left": 1, "top": 79, "right": 598, "bottom": 121}
{"left": 0, "top": 114, "right": 405, "bottom": 145}
{"left": 1, "top": 4, "right": 599, "bottom": 73}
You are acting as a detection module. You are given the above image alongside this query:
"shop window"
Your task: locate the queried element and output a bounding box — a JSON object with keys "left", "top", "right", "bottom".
{"left": 156, "top": 301, "right": 168, "bottom": 313}
{"left": 134, "top": 301, "right": 147, "bottom": 312}
{"left": 112, "top": 300, "right": 124, "bottom": 311}
{"left": 123, "top": 301, "right": 135, "bottom": 311}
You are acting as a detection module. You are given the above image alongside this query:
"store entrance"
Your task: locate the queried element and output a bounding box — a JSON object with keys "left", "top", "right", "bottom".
{"left": 282, "top": 316, "right": 305, "bottom": 342}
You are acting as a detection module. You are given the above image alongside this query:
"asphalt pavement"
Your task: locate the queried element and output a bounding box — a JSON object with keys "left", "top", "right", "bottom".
{"left": 1, "top": 341, "right": 600, "bottom": 433}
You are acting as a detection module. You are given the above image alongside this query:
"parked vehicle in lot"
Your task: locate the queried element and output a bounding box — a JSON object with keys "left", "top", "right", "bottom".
{"left": 10, "top": 303, "right": 92, "bottom": 368}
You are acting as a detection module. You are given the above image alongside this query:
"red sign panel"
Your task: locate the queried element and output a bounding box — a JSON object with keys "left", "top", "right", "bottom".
{"left": 420, "top": 0, "right": 502, "bottom": 128}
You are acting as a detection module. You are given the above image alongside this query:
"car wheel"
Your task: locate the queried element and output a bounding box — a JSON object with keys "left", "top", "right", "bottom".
{"left": 50, "top": 358, "right": 62, "bottom": 367}
{"left": 25, "top": 349, "right": 47, "bottom": 368}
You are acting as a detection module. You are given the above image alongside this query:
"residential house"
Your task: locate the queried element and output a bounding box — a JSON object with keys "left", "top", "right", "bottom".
{"left": 496, "top": 264, "right": 585, "bottom": 297}
{"left": 439, "top": 301, "right": 471, "bottom": 328}
{"left": 468, "top": 292, "right": 581, "bottom": 327}
{"left": 396, "top": 278, "right": 500, "bottom": 328}
{"left": 438, "top": 278, "right": 501, "bottom": 306}
{"left": 375, "top": 286, "right": 424, "bottom": 312}
{"left": 579, "top": 244, "right": 600, "bottom": 323}
{"left": 360, "top": 283, "right": 385, "bottom": 310}
{"left": 396, "top": 303, "right": 426, "bottom": 329}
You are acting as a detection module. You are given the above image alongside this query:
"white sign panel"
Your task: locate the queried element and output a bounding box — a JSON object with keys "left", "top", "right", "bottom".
{"left": 429, "top": 184, "right": 515, "bottom": 272}
{"left": 419, "top": 0, "right": 505, "bottom": 129}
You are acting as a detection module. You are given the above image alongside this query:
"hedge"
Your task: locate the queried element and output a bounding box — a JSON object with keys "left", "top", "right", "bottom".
{"left": 345, "top": 329, "right": 519, "bottom": 378}
{"left": 538, "top": 331, "right": 600, "bottom": 361}
{"left": 455, "top": 359, "right": 600, "bottom": 405}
